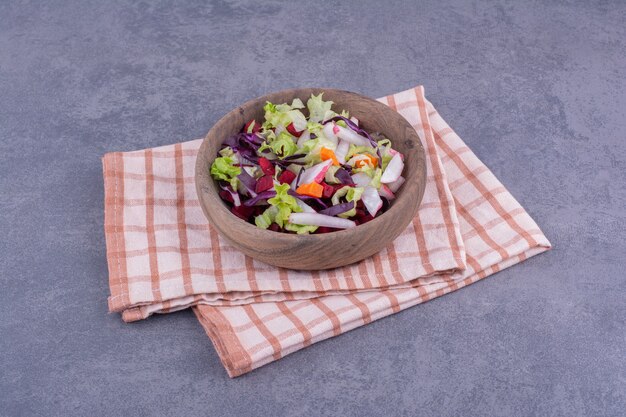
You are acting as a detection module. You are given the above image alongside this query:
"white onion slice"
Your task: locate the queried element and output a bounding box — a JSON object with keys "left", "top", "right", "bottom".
{"left": 295, "top": 199, "right": 316, "bottom": 213}
{"left": 322, "top": 123, "right": 338, "bottom": 146}
{"left": 298, "top": 159, "right": 332, "bottom": 184}
{"left": 335, "top": 125, "right": 371, "bottom": 147}
{"left": 289, "top": 212, "right": 356, "bottom": 229}
{"left": 387, "top": 176, "right": 405, "bottom": 193}
{"left": 334, "top": 139, "right": 349, "bottom": 163}
{"left": 351, "top": 172, "right": 371, "bottom": 187}
{"left": 296, "top": 130, "right": 311, "bottom": 147}
{"left": 378, "top": 184, "right": 395, "bottom": 200}
{"left": 362, "top": 186, "right": 383, "bottom": 217}
{"left": 380, "top": 153, "right": 404, "bottom": 183}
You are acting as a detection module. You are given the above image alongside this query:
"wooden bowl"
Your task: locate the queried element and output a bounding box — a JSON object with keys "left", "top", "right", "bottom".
{"left": 195, "top": 88, "right": 426, "bottom": 270}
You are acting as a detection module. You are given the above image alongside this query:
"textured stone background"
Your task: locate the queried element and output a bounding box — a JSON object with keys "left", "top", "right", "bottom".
{"left": 1, "top": 1, "right": 624, "bottom": 416}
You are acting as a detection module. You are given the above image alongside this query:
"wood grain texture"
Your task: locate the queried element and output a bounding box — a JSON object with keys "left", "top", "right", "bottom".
{"left": 195, "top": 88, "right": 427, "bottom": 270}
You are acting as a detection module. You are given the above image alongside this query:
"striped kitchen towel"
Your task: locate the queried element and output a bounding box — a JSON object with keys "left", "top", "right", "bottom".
{"left": 103, "top": 86, "right": 551, "bottom": 376}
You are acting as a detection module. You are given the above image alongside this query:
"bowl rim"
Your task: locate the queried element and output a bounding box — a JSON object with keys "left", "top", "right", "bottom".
{"left": 195, "top": 87, "right": 427, "bottom": 244}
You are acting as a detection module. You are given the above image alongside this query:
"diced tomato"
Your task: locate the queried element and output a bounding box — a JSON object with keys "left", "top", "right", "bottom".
{"left": 278, "top": 169, "right": 296, "bottom": 184}
{"left": 258, "top": 157, "right": 275, "bottom": 176}
{"left": 286, "top": 122, "right": 303, "bottom": 137}
{"left": 244, "top": 120, "right": 261, "bottom": 134}
{"left": 255, "top": 175, "right": 274, "bottom": 193}
{"left": 219, "top": 190, "right": 234, "bottom": 204}
{"left": 231, "top": 205, "right": 255, "bottom": 221}
{"left": 321, "top": 182, "right": 335, "bottom": 199}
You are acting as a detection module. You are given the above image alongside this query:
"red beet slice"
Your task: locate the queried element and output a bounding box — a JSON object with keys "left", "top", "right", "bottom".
{"left": 321, "top": 182, "right": 334, "bottom": 199}
{"left": 219, "top": 190, "right": 234, "bottom": 204}
{"left": 286, "top": 122, "right": 303, "bottom": 137}
{"left": 278, "top": 170, "right": 297, "bottom": 185}
{"left": 258, "top": 157, "right": 275, "bottom": 176}
{"left": 255, "top": 175, "right": 274, "bottom": 193}
{"left": 231, "top": 205, "right": 255, "bottom": 221}
{"left": 244, "top": 119, "right": 261, "bottom": 133}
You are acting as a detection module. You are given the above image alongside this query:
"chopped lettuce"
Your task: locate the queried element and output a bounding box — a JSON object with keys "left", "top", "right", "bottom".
{"left": 307, "top": 93, "right": 334, "bottom": 123}
{"left": 306, "top": 121, "right": 323, "bottom": 135}
{"left": 262, "top": 100, "right": 308, "bottom": 131}
{"left": 352, "top": 163, "right": 382, "bottom": 188}
{"left": 266, "top": 183, "right": 302, "bottom": 227}
{"left": 381, "top": 153, "right": 394, "bottom": 170}
{"left": 254, "top": 183, "right": 304, "bottom": 229}
{"left": 377, "top": 138, "right": 391, "bottom": 148}
{"left": 331, "top": 186, "right": 364, "bottom": 218}
{"left": 346, "top": 144, "right": 377, "bottom": 160}
{"left": 324, "top": 165, "right": 341, "bottom": 184}
{"left": 368, "top": 168, "right": 383, "bottom": 188}
{"left": 258, "top": 131, "right": 298, "bottom": 158}
{"left": 298, "top": 138, "right": 325, "bottom": 165}
{"left": 254, "top": 206, "right": 278, "bottom": 229}
{"left": 290, "top": 98, "right": 305, "bottom": 109}
{"left": 284, "top": 222, "right": 318, "bottom": 234}
{"left": 210, "top": 156, "right": 241, "bottom": 189}
{"left": 218, "top": 146, "right": 236, "bottom": 158}
{"left": 288, "top": 109, "right": 308, "bottom": 131}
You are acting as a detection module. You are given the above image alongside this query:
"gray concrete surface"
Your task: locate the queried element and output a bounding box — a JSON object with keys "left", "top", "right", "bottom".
{"left": 1, "top": 1, "right": 624, "bottom": 416}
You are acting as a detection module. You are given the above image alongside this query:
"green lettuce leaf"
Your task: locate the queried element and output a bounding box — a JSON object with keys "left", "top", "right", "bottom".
{"left": 262, "top": 100, "right": 308, "bottom": 131}
{"left": 290, "top": 98, "right": 305, "bottom": 109}
{"left": 266, "top": 183, "right": 301, "bottom": 227}
{"left": 284, "top": 222, "right": 318, "bottom": 234}
{"left": 346, "top": 144, "right": 377, "bottom": 160}
{"left": 324, "top": 165, "right": 341, "bottom": 184}
{"left": 218, "top": 146, "right": 236, "bottom": 158}
{"left": 306, "top": 121, "right": 323, "bottom": 135}
{"left": 255, "top": 206, "right": 278, "bottom": 229}
{"left": 258, "top": 131, "right": 298, "bottom": 159}
{"left": 307, "top": 93, "right": 334, "bottom": 123}
{"left": 210, "top": 156, "right": 241, "bottom": 189}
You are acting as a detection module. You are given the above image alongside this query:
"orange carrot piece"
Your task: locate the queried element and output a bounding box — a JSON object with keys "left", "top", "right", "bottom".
{"left": 355, "top": 153, "right": 378, "bottom": 168}
{"left": 320, "top": 147, "right": 339, "bottom": 166}
{"left": 296, "top": 182, "right": 324, "bottom": 198}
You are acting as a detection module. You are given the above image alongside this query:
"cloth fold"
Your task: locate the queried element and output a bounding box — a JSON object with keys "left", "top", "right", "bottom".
{"left": 103, "top": 86, "right": 550, "bottom": 377}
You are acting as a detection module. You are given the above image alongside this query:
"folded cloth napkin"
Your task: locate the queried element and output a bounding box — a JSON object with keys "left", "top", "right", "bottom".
{"left": 103, "top": 86, "right": 551, "bottom": 377}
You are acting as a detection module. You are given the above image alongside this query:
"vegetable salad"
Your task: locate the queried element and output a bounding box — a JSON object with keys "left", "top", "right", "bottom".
{"left": 210, "top": 93, "right": 406, "bottom": 234}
